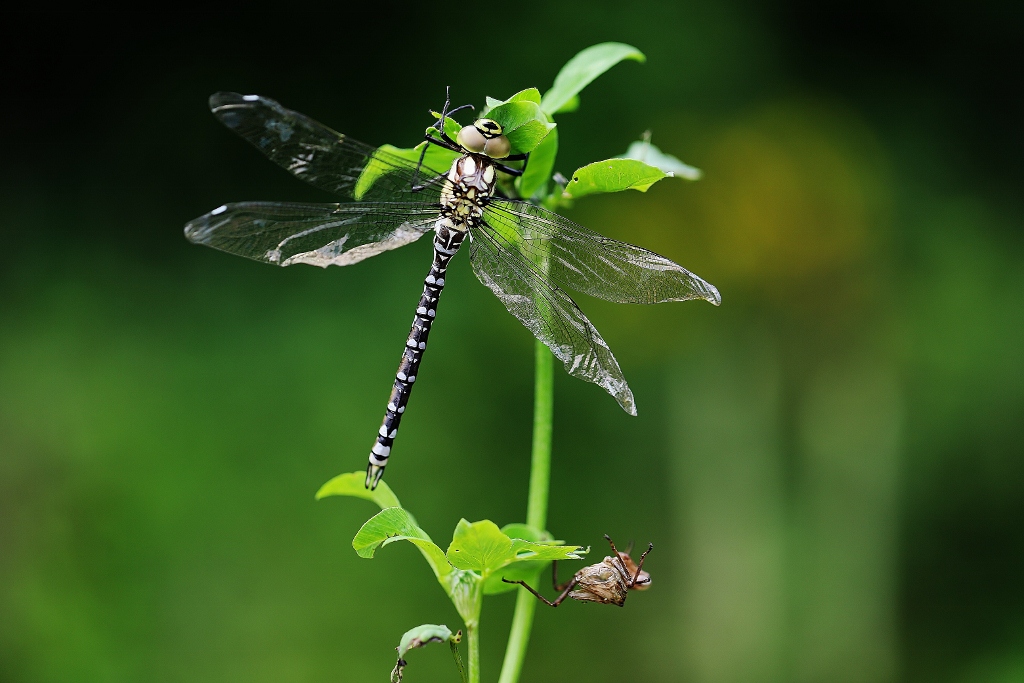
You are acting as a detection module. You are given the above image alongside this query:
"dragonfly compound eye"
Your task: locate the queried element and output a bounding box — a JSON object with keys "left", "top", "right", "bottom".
{"left": 473, "top": 118, "right": 503, "bottom": 139}
{"left": 483, "top": 135, "right": 511, "bottom": 159}
{"left": 456, "top": 125, "right": 486, "bottom": 153}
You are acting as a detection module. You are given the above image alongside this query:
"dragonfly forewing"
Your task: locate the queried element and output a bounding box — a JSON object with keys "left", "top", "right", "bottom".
{"left": 208, "top": 93, "right": 449, "bottom": 204}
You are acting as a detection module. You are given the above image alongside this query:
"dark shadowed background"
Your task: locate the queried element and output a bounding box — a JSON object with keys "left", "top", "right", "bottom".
{"left": 2, "top": 3, "right": 1022, "bottom": 682}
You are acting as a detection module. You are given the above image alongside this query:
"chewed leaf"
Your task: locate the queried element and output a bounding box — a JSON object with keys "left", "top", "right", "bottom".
{"left": 482, "top": 545, "right": 587, "bottom": 595}
{"left": 396, "top": 623, "right": 455, "bottom": 658}
{"left": 509, "top": 539, "right": 585, "bottom": 560}
{"left": 446, "top": 519, "right": 587, "bottom": 591}
{"left": 500, "top": 523, "right": 549, "bottom": 543}
{"left": 541, "top": 42, "right": 646, "bottom": 115}
{"left": 353, "top": 507, "right": 452, "bottom": 582}
{"left": 483, "top": 524, "right": 587, "bottom": 595}
{"left": 354, "top": 143, "right": 458, "bottom": 200}
{"left": 316, "top": 471, "right": 402, "bottom": 510}
{"left": 391, "top": 624, "right": 463, "bottom": 683}
{"left": 621, "top": 138, "right": 702, "bottom": 180}
{"left": 563, "top": 158, "right": 672, "bottom": 199}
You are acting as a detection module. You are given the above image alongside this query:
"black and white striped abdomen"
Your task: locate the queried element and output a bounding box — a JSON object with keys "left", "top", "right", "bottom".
{"left": 364, "top": 154, "right": 497, "bottom": 489}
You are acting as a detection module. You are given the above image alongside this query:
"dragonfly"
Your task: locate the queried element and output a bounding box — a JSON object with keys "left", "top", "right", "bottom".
{"left": 184, "top": 92, "right": 721, "bottom": 490}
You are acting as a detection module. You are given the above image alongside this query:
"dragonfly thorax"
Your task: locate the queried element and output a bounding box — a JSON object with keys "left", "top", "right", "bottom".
{"left": 437, "top": 155, "right": 497, "bottom": 233}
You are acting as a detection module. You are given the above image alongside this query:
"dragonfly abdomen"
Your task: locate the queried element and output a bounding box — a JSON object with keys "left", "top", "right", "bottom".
{"left": 365, "top": 155, "right": 497, "bottom": 489}
{"left": 365, "top": 224, "right": 467, "bottom": 489}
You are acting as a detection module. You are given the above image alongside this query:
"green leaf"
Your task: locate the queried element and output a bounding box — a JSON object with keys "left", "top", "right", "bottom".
{"left": 483, "top": 96, "right": 504, "bottom": 114}
{"left": 447, "top": 519, "right": 515, "bottom": 575}
{"left": 486, "top": 101, "right": 540, "bottom": 133}
{"left": 484, "top": 548, "right": 581, "bottom": 596}
{"left": 506, "top": 120, "right": 556, "bottom": 156}
{"left": 541, "top": 42, "right": 646, "bottom": 115}
{"left": 354, "top": 143, "right": 458, "bottom": 200}
{"left": 482, "top": 88, "right": 541, "bottom": 116}
{"left": 563, "top": 158, "right": 672, "bottom": 199}
{"left": 509, "top": 538, "right": 586, "bottom": 562}
{"left": 484, "top": 101, "right": 554, "bottom": 154}
{"left": 483, "top": 545, "right": 588, "bottom": 595}
{"left": 482, "top": 564, "right": 539, "bottom": 595}
{"left": 508, "top": 87, "right": 542, "bottom": 104}
{"left": 428, "top": 111, "right": 464, "bottom": 141}
{"left": 447, "top": 519, "right": 585, "bottom": 591}
{"left": 353, "top": 507, "right": 452, "bottom": 581}
{"left": 553, "top": 94, "right": 580, "bottom": 114}
{"left": 621, "top": 138, "right": 702, "bottom": 180}
{"left": 315, "top": 471, "right": 402, "bottom": 510}
{"left": 516, "top": 125, "right": 558, "bottom": 200}
{"left": 483, "top": 524, "right": 571, "bottom": 595}
{"left": 500, "top": 523, "right": 547, "bottom": 542}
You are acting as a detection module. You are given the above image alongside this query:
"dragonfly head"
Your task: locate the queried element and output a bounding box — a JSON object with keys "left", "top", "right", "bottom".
{"left": 456, "top": 118, "right": 511, "bottom": 159}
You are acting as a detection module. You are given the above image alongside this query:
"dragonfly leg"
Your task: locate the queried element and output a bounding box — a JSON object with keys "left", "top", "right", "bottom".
{"left": 492, "top": 151, "right": 530, "bottom": 179}
{"left": 423, "top": 133, "right": 461, "bottom": 153}
{"left": 491, "top": 161, "right": 524, "bottom": 177}
{"left": 431, "top": 86, "right": 461, "bottom": 147}
{"left": 434, "top": 97, "right": 475, "bottom": 144}
{"left": 410, "top": 142, "right": 429, "bottom": 191}
{"left": 409, "top": 136, "right": 461, "bottom": 193}
{"left": 444, "top": 102, "right": 475, "bottom": 121}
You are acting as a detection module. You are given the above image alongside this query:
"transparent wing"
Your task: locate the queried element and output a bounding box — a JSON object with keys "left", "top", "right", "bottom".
{"left": 484, "top": 199, "right": 721, "bottom": 306}
{"left": 209, "top": 92, "right": 450, "bottom": 203}
{"left": 185, "top": 201, "right": 437, "bottom": 268}
{"left": 469, "top": 221, "right": 637, "bottom": 415}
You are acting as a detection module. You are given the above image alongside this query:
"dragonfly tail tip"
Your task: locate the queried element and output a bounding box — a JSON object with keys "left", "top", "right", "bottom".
{"left": 365, "top": 464, "right": 385, "bottom": 490}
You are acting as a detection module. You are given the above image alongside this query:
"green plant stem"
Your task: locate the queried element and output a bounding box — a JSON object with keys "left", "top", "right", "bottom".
{"left": 527, "top": 338, "right": 554, "bottom": 530}
{"left": 467, "top": 620, "right": 480, "bottom": 683}
{"left": 498, "top": 589, "right": 537, "bottom": 683}
{"left": 451, "top": 637, "right": 468, "bottom": 683}
{"left": 497, "top": 338, "right": 554, "bottom": 683}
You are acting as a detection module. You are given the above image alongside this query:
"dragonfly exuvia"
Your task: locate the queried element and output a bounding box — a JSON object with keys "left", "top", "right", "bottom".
{"left": 185, "top": 92, "right": 721, "bottom": 489}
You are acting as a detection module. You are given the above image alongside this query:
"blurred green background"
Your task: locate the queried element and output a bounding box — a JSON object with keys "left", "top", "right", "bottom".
{"left": 1, "top": 3, "right": 1022, "bottom": 682}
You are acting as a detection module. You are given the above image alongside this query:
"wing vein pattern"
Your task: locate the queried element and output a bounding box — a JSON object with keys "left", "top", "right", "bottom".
{"left": 469, "top": 220, "right": 637, "bottom": 415}
{"left": 184, "top": 201, "right": 438, "bottom": 267}
{"left": 208, "top": 92, "right": 449, "bottom": 204}
{"left": 484, "top": 199, "right": 721, "bottom": 306}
